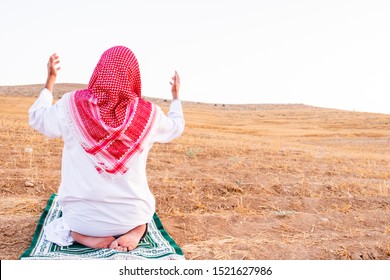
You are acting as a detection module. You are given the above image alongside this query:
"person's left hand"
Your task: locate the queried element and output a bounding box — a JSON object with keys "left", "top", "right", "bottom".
{"left": 45, "top": 53, "right": 61, "bottom": 92}
{"left": 170, "top": 71, "right": 180, "bottom": 100}
{"left": 47, "top": 53, "right": 61, "bottom": 77}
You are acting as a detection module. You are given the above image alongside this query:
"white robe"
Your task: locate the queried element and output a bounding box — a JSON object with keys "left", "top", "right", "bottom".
{"left": 29, "top": 88, "right": 184, "bottom": 246}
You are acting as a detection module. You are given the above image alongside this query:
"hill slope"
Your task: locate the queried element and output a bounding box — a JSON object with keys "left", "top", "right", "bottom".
{"left": 0, "top": 84, "right": 389, "bottom": 259}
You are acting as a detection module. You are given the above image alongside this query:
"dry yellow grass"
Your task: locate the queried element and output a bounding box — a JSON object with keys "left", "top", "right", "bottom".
{"left": 0, "top": 84, "right": 390, "bottom": 259}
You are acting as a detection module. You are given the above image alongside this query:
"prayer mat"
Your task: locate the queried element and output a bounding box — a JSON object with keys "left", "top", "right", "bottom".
{"left": 20, "top": 194, "right": 185, "bottom": 260}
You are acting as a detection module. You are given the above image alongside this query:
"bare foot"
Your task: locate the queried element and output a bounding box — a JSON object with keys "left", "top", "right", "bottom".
{"left": 109, "top": 224, "right": 147, "bottom": 252}
{"left": 71, "top": 231, "right": 115, "bottom": 249}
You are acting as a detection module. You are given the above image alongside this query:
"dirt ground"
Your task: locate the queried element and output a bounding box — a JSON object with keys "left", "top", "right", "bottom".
{"left": 1, "top": 84, "right": 390, "bottom": 260}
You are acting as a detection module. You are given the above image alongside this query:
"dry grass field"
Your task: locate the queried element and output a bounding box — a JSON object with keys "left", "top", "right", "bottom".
{"left": 1, "top": 84, "right": 390, "bottom": 260}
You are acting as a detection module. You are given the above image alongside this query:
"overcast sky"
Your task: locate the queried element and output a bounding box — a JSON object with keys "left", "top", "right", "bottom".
{"left": 1, "top": 0, "right": 389, "bottom": 114}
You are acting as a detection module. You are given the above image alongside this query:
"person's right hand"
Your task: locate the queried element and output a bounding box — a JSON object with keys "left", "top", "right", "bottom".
{"left": 170, "top": 71, "right": 180, "bottom": 100}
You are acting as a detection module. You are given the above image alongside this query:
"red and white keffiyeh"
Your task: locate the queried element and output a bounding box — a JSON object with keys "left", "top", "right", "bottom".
{"left": 64, "top": 46, "right": 156, "bottom": 178}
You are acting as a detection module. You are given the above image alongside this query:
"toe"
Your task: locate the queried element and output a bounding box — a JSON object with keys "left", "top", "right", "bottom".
{"left": 118, "top": 246, "right": 127, "bottom": 252}
{"left": 127, "top": 246, "right": 135, "bottom": 251}
{"left": 109, "top": 240, "right": 118, "bottom": 249}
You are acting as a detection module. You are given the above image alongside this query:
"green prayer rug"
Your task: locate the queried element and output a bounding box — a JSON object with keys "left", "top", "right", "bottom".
{"left": 20, "top": 194, "right": 185, "bottom": 260}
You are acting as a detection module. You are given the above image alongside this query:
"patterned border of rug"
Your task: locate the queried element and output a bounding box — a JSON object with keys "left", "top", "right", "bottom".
{"left": 20, "top": 194, "right": 185, "bottom": 260}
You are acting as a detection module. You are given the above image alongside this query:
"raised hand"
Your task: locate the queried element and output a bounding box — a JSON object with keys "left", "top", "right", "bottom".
{"left": 45, "top": 53, "right": 61, "bottom": 92}
{"left": 47, "top": 53, "right": 61, "bottom": 77}
{"left": 170, "top": 71, "right": 180, "bottom": 100}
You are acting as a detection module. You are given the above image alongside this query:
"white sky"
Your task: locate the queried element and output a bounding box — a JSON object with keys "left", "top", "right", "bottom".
{"left": 1, "top": 0, "right": 389, "bottom": 114}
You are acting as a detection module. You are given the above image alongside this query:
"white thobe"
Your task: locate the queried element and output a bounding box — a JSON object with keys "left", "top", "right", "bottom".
{"left": 29, "top": 88, "right": 184, "bottom": 245}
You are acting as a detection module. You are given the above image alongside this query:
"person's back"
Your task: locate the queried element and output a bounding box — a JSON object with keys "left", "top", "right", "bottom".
{"left": 29, "top": 46, "right": 184, "bottom": 251}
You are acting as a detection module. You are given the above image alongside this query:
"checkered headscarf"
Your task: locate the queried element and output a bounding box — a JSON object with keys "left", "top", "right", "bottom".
{"left": 65, "top": 46, "right": 156, "bottom": 178}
